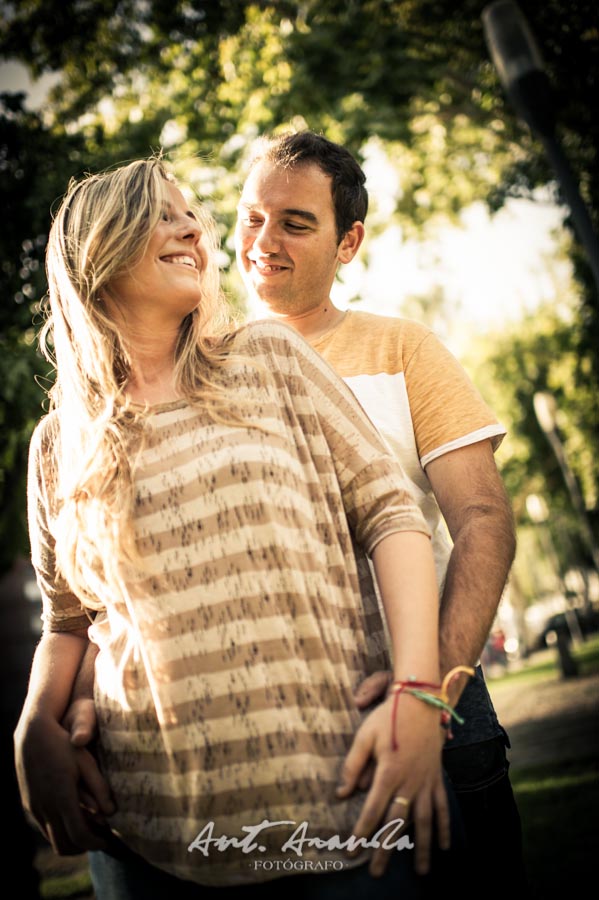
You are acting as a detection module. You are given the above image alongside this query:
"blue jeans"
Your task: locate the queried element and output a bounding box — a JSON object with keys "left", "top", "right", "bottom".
{"left": 442, "top": 731, "right": 528, "bottom": 893}
{"left": 89, "top": 776, "right": 465, "bottom": 899}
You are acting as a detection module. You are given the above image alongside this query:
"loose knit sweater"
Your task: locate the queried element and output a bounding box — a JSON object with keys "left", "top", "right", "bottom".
{"left": 28, "top": 321, "right": 430, "bottom": 885}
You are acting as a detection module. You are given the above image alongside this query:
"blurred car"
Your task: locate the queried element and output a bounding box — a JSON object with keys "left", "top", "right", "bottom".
{"left": 536, "top": 606, "right": 599, "bottom": 650}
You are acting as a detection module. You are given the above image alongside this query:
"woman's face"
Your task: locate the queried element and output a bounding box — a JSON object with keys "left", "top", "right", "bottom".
{"left": 107, "top": 181, "right": 208, "bottom": 327}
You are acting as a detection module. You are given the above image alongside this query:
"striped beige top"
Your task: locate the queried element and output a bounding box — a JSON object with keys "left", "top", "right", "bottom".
{"left": 28, "top": 321, "right": 429, "bottom": 885}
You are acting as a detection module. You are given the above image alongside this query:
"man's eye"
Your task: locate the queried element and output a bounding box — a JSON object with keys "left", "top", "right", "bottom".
{"left": 286, "top": 222, "right": 308, "bottom": 231}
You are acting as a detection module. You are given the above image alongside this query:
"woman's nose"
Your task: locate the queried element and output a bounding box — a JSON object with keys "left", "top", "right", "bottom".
{"left": 176, "top": 216, "right": 202, "bottom": 242}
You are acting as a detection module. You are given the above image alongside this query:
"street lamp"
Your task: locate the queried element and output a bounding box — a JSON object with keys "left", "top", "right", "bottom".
{"left": 533, "top": 391, "right": 599, "bottom": 574}
{"left": 525, "top": 492, "right": 584, "bottom": 647}
{"left": 482, "top": 1, "right": 599, "bottom": 299}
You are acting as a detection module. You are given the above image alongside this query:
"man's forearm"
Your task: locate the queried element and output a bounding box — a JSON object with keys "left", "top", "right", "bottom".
{"left": 14, "top": 630, "right": 113, "bottom": 855}
{"left": 17, "top": 631, "right": 89, "bottom": 727}
{"left": 438, "top": 506, "right": 515, "bottom": 703}
{"left": 425, "top": 440, "right": 516, "bottom": 706}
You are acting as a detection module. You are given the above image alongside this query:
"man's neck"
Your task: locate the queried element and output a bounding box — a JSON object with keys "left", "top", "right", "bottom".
{"left": 267, "top": 301, "right": 346, "bottom": 343}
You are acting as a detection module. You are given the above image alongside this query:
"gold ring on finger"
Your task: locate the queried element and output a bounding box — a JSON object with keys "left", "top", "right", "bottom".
{"left": 392, "top": 795, "right": 410, "bottom": 810}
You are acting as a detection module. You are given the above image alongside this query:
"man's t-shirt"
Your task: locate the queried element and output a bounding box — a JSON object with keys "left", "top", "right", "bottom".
{"left": 313, "top": 310, "right": 507, "bottom": 748}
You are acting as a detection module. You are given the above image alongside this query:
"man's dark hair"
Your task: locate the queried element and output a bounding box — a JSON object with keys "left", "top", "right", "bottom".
{"left": 252, "top": 131, "right": 368, "bottom": 243}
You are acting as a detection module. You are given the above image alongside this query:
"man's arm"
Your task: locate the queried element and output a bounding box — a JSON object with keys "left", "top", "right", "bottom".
{"left": 14, "top": 631, "right": 113, "bottom": 855}
{"left": 354, "top": 439, "right": 514, "bottom": 713}
{"left": 426, "top": 439, "right": 516, "bottom": 705}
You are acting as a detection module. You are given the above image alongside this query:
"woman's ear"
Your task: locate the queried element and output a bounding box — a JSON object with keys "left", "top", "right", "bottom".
{"left": 338, "top": 221, "right": 365, "bottom": 265}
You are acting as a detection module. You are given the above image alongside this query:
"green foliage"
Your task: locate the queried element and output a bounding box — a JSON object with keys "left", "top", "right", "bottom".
{"left": 464, "top": 300, "right": 597, "bottom": 578}
{"left": 0, "top": 95, "right": 72, "bottom": 573}
{"left": 0, "top": 0, "right": 597, "bottom": 570}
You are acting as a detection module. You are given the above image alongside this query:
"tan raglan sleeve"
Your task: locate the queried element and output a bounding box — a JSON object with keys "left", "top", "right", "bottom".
{"left": 402, "top": 328, "right": 506, "bottom": 467}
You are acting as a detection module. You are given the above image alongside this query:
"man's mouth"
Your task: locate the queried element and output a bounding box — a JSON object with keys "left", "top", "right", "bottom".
{"left": 253, "top": 260, "right": 287, "bottom": 273}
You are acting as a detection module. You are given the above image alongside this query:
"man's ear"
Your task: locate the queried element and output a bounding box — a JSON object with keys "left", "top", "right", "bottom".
{"left": 338, "top": 221, "right": 365, "bottom": 264}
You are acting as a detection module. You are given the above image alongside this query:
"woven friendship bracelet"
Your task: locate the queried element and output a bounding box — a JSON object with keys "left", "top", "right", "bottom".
{"left": 388, "top": 665, "right": 475, "bottom": 751}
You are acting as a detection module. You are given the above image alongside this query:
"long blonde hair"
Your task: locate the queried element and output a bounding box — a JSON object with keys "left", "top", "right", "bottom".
{"left": 42, "top": 157, "right": 244, "bottom": 610}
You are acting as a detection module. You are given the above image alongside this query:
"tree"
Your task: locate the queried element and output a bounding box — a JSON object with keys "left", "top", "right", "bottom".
{"left": 0, "top": 93, "right": 84, "bottom": 572}
{"left": 1, "top": 0, "right": 597, "bottom": 568}
{"left": 463, "top": 298, "right": 597, "bottom": 585}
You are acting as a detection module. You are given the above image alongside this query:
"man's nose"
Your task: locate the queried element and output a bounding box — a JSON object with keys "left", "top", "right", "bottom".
{"left": 252, "top": 221, "right": 280, "bottom": 255}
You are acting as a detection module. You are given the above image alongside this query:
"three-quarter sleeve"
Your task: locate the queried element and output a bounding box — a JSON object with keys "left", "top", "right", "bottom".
{"left": 27, "top": 416, "right": 90, "bottom": 633}
{"left": 236, "top": 321, "right": 430, "bottom": 553}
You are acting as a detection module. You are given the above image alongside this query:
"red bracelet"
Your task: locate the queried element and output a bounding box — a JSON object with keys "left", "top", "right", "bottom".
{"left": 387, "top": 666, "right": 475, "bottom": 751}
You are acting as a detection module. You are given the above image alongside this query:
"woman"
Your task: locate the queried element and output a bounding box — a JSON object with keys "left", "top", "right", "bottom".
{"left": 15, "top": 158, "right": 463, "bottom": 898}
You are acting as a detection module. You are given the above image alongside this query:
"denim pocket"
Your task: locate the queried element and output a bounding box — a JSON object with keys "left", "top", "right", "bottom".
{"left": 442, "top": 733, "right": 510, "bottom": 792}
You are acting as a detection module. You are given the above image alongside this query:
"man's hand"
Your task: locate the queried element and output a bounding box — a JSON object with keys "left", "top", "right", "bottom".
{"left": 353, "top": 671, "right": 392, "bottom": 711}
{"left": 63, "top": 697, "right": 98, "bottom": 749}
{"left": 14, "top": 714, "right": 115, "bottom": 855}
{"left": 352, "top": 670, "right": 392, "bottom": 795}
{"left": 65, "top": 640, "right": 99, "bottom": 747}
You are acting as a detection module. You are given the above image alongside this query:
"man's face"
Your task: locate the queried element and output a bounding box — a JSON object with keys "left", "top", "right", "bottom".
{"left": 235, "top": 160, "right": 344, "bottom": 317}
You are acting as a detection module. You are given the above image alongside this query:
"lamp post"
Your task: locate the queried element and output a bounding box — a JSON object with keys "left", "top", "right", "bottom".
{"left": 482, "top": 1, "right": 599, "bottom": 301}
{"left": 533, "top": 391, "right": 599, "bottom": 574}
{"left": 525, "top": 493, "right": 584, "bottom": 649}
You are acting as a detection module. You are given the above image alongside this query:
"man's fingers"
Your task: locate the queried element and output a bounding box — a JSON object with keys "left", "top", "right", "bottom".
{"left": 357, "top": 760, "right": 375, "bottom": 792}
{"left": 353, "top": 671, "right": 392, "bottom": 709}
{"left": 336, "top": 726, "right": 373, "bottom": 799}
{"left": 64, "top": 699, "right": 97, "bottom": 747}
{"left": 63, "top": 801, "right": 111, "bottom": 854}
{"left": 77, "top": 748, "right": 116, "bottom": 816}
{"left": 23, "top": 807, "right": 51, "bottom": 843}
{"left": 78, "top": 788, "right": 100, "bottom": 818}
{"left": 46, "top": 820, "right": 86, "bottom": 857}
{"left": 36, "top": 789, "right": 109, "bottom": 856}
{"left": 434, "top": 778, "right": 451, "bottom": 851}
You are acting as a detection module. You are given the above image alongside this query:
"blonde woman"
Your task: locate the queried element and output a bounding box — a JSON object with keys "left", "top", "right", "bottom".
{"left": 15, "top": 159, "right": 464, "bottom": 899}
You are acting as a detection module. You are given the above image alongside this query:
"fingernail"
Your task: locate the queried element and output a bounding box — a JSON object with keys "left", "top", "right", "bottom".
{"left": 81, "top": 802, "right": 98, "bottom": 815}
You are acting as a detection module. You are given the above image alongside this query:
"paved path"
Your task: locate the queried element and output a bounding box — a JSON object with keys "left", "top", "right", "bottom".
{"left": 487, "top": 666, "right": 599, "bottom": 771}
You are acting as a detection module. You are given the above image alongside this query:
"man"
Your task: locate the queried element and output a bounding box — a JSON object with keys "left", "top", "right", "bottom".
{"left": 234, "top": 130, "right": 524, "bottom": 887}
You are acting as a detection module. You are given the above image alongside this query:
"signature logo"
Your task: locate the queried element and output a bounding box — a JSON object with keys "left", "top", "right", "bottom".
{"left": 188, "top": 818, "right": 413, "bottom": 857}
